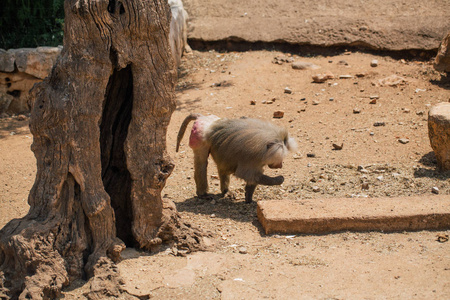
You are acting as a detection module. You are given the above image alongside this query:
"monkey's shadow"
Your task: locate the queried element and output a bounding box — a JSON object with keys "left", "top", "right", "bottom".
{"left": 175, "top": 194, "right": 262, "bottom": 225}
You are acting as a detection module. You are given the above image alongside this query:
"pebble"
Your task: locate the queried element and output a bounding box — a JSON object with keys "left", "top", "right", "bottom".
{"left": 307, "top": 153, "right": 316, "bottom": 158}
{"left": 337, "top": 60, "right": 348, "bottom": 65}
{"left": 398, "top": 138, "right": 410, "bottom": 144}
{"left": 369, "top": 99, "right": 377, "bottom": 104}
{"left": 312, "top": 186, "right": 321, "bottom": 193}
{"left": 373, "top": 122, "right": 386, "bottom": 127}
{"left": 284, "top": 87, "right": 292, "bottom": 94}
{"left": 339, "top": 75, "right": 353, "bottom": 79}
{"left": 312, "top": 100, "right": 320, "bottom": 105}
{"left": 432, "top": 187, "right": 439, "bottom": 194}
{"left": 291, "top": 61, "right": 320, "bottom": 70}
{"left": 370, "top": 59, "right": 378, "bottom": 67}
{"left": 332, "top": 143, "right": 343, "bottom": 150}
{"left": 250, "top": 100, "right": 256, "bottom": 105}
{"left": 376, "top": 176, "right": 384, "bottom": 181}
{"left": 16, "top": 114, "right": 27, "bottom": 121}
{"left": 361, "top": 183, "right": 370, "bottom": 190}
{"left": 353, "top": 108, "right": 361, "bottom": 114}
{"left": 312, "top": 72, "right": 334, "bottom": 83}
{"left": 238, "top": 247, "right": 248, "bottom": 254}
{"left": 273, "top": 111, "right": 284, "bottom": 118}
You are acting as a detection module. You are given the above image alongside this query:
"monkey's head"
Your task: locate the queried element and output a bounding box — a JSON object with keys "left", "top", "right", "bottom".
{"left": 265, "top": 133, "right": 297, "bottom": 169}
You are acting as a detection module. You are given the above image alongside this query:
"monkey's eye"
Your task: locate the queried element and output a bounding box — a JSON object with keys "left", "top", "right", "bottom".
{"left": 267, "top": 142, "right": 276, "bottom": 149}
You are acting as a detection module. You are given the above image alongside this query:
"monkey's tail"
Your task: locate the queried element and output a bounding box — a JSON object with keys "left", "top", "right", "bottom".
{"left": 176, "top": 113, "right": 201, "bottom": 152}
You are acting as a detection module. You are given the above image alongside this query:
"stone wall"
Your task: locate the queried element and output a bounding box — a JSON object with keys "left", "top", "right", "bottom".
{"left": 0, "top": 46, "right": 62, "bottom": 115}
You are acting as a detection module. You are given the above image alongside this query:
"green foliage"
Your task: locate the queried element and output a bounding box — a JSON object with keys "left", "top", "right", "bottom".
{"left": 0, "top": 0, "right": 65, "bottom": 49}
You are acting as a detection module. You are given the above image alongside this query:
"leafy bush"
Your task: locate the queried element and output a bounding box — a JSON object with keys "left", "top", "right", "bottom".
{"left": 0, "top": 0, "right": 65, "bottom": 49}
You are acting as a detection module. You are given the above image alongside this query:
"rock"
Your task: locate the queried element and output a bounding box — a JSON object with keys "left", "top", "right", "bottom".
{"left": 434, "top": 32, "right": 450, "bottom": 73}
{"left": 338, "top": 75, "right": 353, "bottom": 79}
{"left": 353, "top": 108, "right": 361, "bottom": 114}
{"left": 306, "top": 153, "right": 316, "bottom": 158}
{"left": 291, "top": 61, "right": 320, "bottom": 70}
{"left": 361, "top": 183, "right": 370, "bottom": 190}
{"left": 375, "top": 75, "right": 408, "bottom": 87}
{"left": 337, "top": 60, "right": 348, "bottom": 66}
{"left": 398, "top": 138, "right": 410, "bottom": 144}
{"left": 238, "top": 247, "right": 248, "bottom": 254}
{"left": 432, "top": 187, "right": 440, "bottom": 194}
{"left": 284, "top": 87, "right": 292, "bottom": 94}
{"left": 312, "top": 186, "right": 321, "bottom": 193}
{"left": 250, "top": 100, "right": 256, "bottom": 105}
{"left": 312, "top": 72, "right": 334, "bottom": 83}
{"left": 0, "top": 47, "right": 62, "bottom": 115}
{"left": 373, "top": 122, "right": 386, "bottom": 127}
{"left": 369, "top": 99, "right": 377, "bottom": 104}
{"left": 273, "top": 55, "right": 294, "bottom": 64}
{"left": 428, "top": 102, "right": 450, "bottom": 171}
{"left": 332, "top": 143, "right": 343, "bottom": 150}
{"left": 312, "top": 100, "right": 320, "bottom": 105}
{"left": 370, "top": 59, "right": 378, "bottom": 67}
{"left": 273, "top": 111, "right": 284, "bottom": 118}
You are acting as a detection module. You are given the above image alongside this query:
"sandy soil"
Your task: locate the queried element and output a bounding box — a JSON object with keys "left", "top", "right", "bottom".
{"left": 183, "top": 0, "right": 450, "bottom": 51}
{"left": 1, "top": 48, "right": 449, "bottom": 299}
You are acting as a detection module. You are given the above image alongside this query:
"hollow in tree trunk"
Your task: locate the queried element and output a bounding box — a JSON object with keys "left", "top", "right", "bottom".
{"left": 0, "top": 0, "right": 203, "bottom": 298}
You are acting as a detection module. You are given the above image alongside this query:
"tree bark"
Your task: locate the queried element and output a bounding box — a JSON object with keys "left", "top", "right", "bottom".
{"left": 0, "top": 0, "right": 203, "bottom": 298}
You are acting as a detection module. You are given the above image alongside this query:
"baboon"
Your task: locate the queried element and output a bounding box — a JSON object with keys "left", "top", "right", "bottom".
{"left": 176, "top": 113, "right": 297, "bottom": 202}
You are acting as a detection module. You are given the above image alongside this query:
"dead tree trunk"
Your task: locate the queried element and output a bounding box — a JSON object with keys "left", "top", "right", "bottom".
{"left": 0, "top": 0, "right": 202, "bottom": 298}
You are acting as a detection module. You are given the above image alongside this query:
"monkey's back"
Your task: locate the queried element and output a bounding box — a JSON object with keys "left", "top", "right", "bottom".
{"left": 207, "top": 118, "right": 289, "bottom": 171}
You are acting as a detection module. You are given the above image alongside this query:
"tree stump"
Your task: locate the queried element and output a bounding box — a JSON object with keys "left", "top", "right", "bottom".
{"left": 428, "top": 102, "right": 450, "bottom": 171}
{"left": 0, "top": 0, "right": 203, "bottom": 298}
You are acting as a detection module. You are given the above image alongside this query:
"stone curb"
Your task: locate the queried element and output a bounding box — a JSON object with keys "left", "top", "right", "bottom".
{"left": 257, "top": 196, "right": 450, "bottom": 235}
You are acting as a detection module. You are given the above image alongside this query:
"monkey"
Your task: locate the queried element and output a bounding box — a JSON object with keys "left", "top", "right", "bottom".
{"left": 176, "top": 113, "right": 297, "bottom": 203}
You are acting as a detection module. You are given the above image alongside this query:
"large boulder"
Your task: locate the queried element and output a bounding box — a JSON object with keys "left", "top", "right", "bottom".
{"left": 0, "top": 46, "right": 62, "bottom": 115}
{"left": 428, "top": 102, "right": 450, "bottom": 171}
{"left": 434, "top": 32, "right": 450, "bottom": 73}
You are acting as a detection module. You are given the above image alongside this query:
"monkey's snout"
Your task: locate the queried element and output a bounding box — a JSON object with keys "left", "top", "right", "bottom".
{"left": 268, "top": 162, "right": 283, "bottom": 169}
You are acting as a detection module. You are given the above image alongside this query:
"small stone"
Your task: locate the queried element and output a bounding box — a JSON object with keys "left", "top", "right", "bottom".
{"left": 312, "top": 100, "right": 320, "bottom": 105}
{"left": 312, "top": 72, "right": 334, "bottom": 83}
{"left": 355, "top": 72, "right": 367, "bottom": 78}
{"left": 312, "top": 186, "right": 321, "bottom": 193}
{"left": 339, "top": 75, "right": 353, "bottom": 79}
{"left": 238, "top": 247, "right": 248, "bottom": 254}
{"left": 370, "top": 60, "right": 378, "bottom": 67}
{"left": 370, "top": 132, "right": 375, "bottom": 136}
{"left": 337, "top": 60, "right": 348, "bottom": 66}
{"left": 361, "top": 182, "right": 369, "bottom": 190}
{"left": 370, "top": 95, "right": 379, "bottom": 100}
{"left": 353, "top": 108, "right": 361, "bottom": 114}
{"left": 373, "top": 122, "right": 386, "bottom": 127}
{"left": 432, "top": 187, "right": 440, "bottom": 194}
{"left": 398, "top": 138, "right": 410, "bottom": 144}
{"left": 250, "top": 100, "right": 256, "bottom": 105}
{"left": 210, "top": 214, "right": 216, "bottom": 218}
{"left": 369, "top": 99, "right": 377, "bottom": 104}
{"left": 16, "top": 114, "right": 27, "bottom": 121}
{"left": 329, "top": 97, "right": 334, "bottom": 101}
{"left": 332, "top": 143, "right": 343, "bottom": 150}
{"left": 273, "top": 111, "right": 285, "bottom": 118}
{"left": 292, "top": 61, "right": 320, "bottom": 70}
{"left": 376, "top": 176, "right": 384, "bottom": 181}
{"left": 306, "top": 153, "right": 316, "bottom": 158}
{"left": 300, "top": 97, "right": 306, "bottom": 101}
{"left": 284, "top": 87, "right": 292, "bottom": 94}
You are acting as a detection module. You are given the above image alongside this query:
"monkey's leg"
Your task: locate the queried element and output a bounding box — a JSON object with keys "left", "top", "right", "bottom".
{"left": 218, "top": 168, "right": 230, "bottom": 195}
{"left": 245, "top": 183, "right": 257, "bottom": 203}
{"left": 256, "top": 174, "right": 284, "bottom": 186}
{"left": 193, "top": 147, "right": 210, "bottom": 196}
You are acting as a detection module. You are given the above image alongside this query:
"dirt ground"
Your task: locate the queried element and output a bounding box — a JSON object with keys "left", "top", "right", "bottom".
{"left": 1, "top": 48, "right": 449, "bottom": 299}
